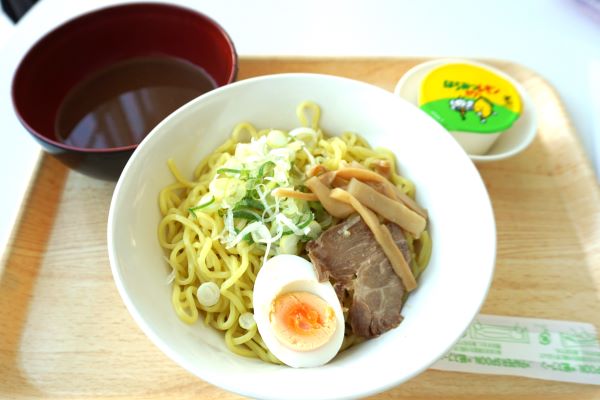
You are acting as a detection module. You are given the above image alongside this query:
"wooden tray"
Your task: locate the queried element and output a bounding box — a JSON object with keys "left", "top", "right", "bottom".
{"left": 2, "top": 58, "right": 599, "bottom": 399}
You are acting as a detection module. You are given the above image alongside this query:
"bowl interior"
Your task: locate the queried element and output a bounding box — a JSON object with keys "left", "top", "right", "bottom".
{"left": 108, "top": 73, "right": 496, "bottom": 400}
{"left": 12, "top": 3, "right": 237, "bottom": 150}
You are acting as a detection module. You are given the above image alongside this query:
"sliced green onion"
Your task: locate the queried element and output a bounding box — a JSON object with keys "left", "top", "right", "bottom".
{"left": 217, "top": 168, "right": 242, "bottom": 175}
{"left": 297, "top": 212, "right": 314, "bottom": 229}
{"left": 216, "top": 167, "right": 251, "bottom": 180}
{"left": 227, "top": 221, "right": 269, "bottom": 248}
{"left": 236, "top": 197, "right": 265, "bottom": 211}
{"left": 266, "top": 130, "right": 288, "bottom": 148}
{"left": 304, "top": 220, "right": 322, "bottom": 239}
{"left": 188, "top": 196, "right": 215, "bottom": 216}
{"left": 233, "top": 225, "right": 255, "bottom": 244}
{"left": 240, "top": 169, "right": 250, "bottom": 180}
{"left": 197, "top": 282, "right": 220, "bottom": 307}
{"left": 298, "top": 235, "right": 313, "bottom": 243}
{"left": 239, "top": 312, "right": 256, "bottom": 329}
{"left": 257, "top": 161, "right": 276, "bottom": 178}
{"left": 245, "top": 177, "right": 258, "bottom": 192}
{"left": 232, "top": 208, "right": 262, "bottom": 221}
{"left": 279, "top": 234, "right": 299, "bottom": 255}
{"left": 308, "top": 200, "right": 324, "bottom": 211}
{"left": 280, "top": 212, "right": 314, "bottom": 236}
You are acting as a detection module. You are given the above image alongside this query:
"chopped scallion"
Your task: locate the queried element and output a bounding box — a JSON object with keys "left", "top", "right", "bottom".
{"left": 188, "top": 196, "right": 216, "bottom": 216}
{"left": 236, "top": 197, "right": 265, "bottom": 211}
{"left": 257, "top": 161, "right": 276, "bottom": 178}
{"left": 216, "top": 167, "right": 242, "bottom": 175}
{"left": 232, "top": 208, "right": 262, "bottom": 221}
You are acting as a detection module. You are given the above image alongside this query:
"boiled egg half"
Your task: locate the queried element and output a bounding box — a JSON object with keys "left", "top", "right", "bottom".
{"left": 253, "top": 254, "right": 345, "bottom": 367}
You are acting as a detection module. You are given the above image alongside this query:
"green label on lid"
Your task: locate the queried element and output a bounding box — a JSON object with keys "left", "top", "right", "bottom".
{"left": 420, "top": 98, "right": 520, "bottom": 134}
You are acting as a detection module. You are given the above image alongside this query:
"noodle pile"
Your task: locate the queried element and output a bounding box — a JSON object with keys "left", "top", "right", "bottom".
{"left": 157, "top": 101, "right": 432, "bottom": 363}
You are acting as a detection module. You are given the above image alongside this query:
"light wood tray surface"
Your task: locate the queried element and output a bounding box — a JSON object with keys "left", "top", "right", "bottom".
{"left": 2, "top": 57, "right": 599, "bottom": 399}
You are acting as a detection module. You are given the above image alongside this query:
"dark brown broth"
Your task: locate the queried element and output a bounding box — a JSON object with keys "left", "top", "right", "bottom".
{"left": 55, "top": 56, "right": 216, "bottom": 149}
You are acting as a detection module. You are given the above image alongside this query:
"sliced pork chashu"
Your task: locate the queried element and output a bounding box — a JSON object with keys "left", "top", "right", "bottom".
{"left": 306, "top": 215, "right": 412, "bottom": 338}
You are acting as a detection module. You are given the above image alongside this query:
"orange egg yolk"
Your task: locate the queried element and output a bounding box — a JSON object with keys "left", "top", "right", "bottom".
{"left": 269, "top": 291, "right": 337, "bottom": 352}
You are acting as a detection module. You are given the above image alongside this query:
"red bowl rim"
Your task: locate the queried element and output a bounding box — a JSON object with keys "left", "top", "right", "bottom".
{"left": 11, "top": 2, "right": 238, "bottom": 154}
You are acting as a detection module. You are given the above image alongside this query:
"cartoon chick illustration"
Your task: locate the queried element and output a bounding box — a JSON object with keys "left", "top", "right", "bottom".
{"left": 472, "top": 97, "right": 494, "bottom": 123}
{"left": 449, "top": 96, "right": 495, "bottom": 123}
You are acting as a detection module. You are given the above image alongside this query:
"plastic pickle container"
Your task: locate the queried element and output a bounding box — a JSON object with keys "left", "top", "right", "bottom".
{"left": 418, "top": 62, "right": 522, "bottom": 155}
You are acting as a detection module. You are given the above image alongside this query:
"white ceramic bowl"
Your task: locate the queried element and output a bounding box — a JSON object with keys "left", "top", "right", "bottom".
{"left": 394, "top": 59, "right": 538, "bottom": 163}
{"left": 108, "top": 73, "right": 496, "bottom": 400}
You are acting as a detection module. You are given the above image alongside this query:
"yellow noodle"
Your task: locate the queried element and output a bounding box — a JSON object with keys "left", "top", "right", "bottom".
{"left": 225, "top": 327, "right": 258, "bottom": 358}
{"left": 415, "top": 230, "right": 432, "bottom": 279}
{"left": 158, "top": 101, "right": 431, "bottom": 364}
{"left": 232, "top": 325, "right": 258, "bottom": 345}
{"left": 296, "top": 100, "right": 321, "bottom": 129}
{"left": 232, "top": 122, "right": 257, "bottom": 141}
{"left": 172, "top": 285, "right": 198, "bottom": 324}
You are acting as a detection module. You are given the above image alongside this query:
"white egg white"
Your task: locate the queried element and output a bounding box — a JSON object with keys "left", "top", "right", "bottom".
{"left": 253, "top": 254, "right": 345, "bottom": 368}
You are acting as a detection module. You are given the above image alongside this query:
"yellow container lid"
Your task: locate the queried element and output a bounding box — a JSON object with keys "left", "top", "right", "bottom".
{"left": 419, "top": 63, "right": 522, "bottom": 134}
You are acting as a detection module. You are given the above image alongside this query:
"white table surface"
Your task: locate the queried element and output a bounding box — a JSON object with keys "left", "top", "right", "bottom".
{"left": 1, "top": 0, "right": 600, "bottom": 256}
